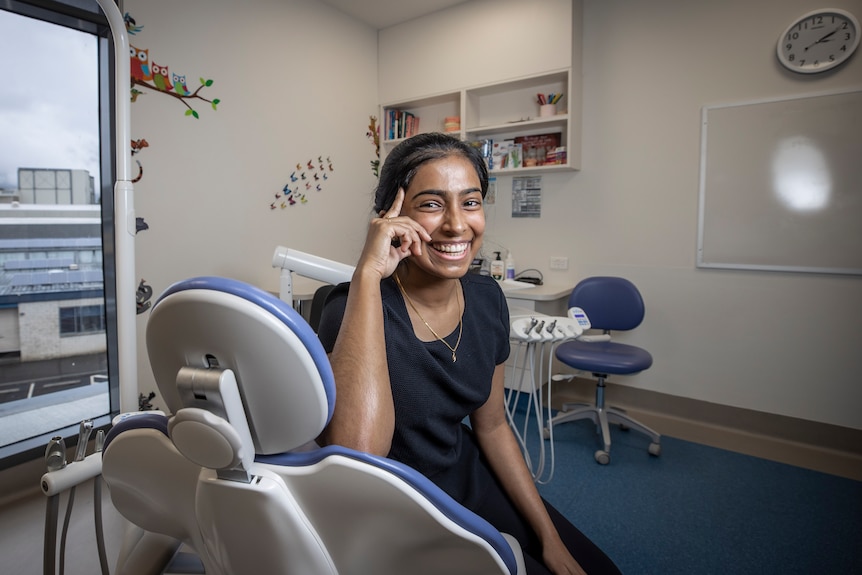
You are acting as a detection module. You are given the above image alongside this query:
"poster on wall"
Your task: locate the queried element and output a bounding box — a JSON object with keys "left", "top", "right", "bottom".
{"left": 512, "top": 176, "right": 541, "bottom": 218}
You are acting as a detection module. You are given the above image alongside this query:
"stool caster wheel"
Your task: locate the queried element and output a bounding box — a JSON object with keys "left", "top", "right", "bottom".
{"left": 594, "top": 450, "right": 610, "bottom": 465}
{"left": 648, "top": 442, "right": 661, "bottom": 457}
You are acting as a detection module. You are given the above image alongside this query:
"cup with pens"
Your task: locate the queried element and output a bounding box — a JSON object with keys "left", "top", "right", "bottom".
{"left": 537, "top": 93, "right": 563, "bottom": 117}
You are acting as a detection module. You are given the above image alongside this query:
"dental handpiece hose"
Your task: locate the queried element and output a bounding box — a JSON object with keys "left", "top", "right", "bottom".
{"left": 57, "top": 420, "right": 93, "bottom": 575}
{"left": 94, "top": 430, "right": 109, "bottom": 575}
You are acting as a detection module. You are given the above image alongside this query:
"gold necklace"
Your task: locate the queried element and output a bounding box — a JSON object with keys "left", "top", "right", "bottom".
{"left": 393, "top": 271, "right": 463, "bottom": 362}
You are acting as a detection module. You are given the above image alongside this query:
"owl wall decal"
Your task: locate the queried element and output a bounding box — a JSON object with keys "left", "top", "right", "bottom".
{"left": 172, "top": 73, "right": 191, "bottom": 96}
{"left": 151, "top": 63, "right": 173, "bottom": 92}
{"left": 130, "top": 45, "right": 152, "bottom": 82}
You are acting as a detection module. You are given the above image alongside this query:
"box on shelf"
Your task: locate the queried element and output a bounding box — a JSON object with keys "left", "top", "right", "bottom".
{"left": 508, "top": 143, "right": 523, "bottom": 169}
{"left": 544, "top": 146, "right": 567, "bottom": 165}
{"left": 514, "top": 133, "right": 561, "bottom": 166}
{"left": 490, "top": 139, "right": 513, "bottom": 170}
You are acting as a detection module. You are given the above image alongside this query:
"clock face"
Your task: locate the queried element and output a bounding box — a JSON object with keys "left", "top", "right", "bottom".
{"left": 777, "top": 9, "right": 860, "bottom": 73}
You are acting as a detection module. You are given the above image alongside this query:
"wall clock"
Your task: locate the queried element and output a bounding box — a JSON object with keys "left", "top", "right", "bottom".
{"left": 777, "top": 8, "right": 859, "bottom": 73}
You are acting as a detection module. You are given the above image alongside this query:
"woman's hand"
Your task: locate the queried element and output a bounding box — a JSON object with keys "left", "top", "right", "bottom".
{"left": 357, "top": 188, "right": 431, "bottom": 280}
{"left": 543, "top": 536, "right": 588, "bottom": 575}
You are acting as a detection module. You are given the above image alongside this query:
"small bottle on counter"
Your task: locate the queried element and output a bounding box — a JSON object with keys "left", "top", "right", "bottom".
{"left": 490, "top": 251, "right": 504, "bottom": 280}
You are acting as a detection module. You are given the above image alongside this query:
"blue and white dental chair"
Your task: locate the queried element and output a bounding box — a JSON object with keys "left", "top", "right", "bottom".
{"left": 102, "top": 276, "right": 524, "bottom": 575}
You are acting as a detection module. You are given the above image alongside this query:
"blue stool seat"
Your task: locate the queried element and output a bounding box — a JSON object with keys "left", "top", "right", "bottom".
{"left": 555, "top": 341, "right": 653, "bottom": 375}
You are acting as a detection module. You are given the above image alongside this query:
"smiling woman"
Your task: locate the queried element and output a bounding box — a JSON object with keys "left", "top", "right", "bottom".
{"left": 0, "top": 0, "right": 119, "bottom": 470}
{"left": 316, "top": 133, "right": 622, "bottom": 574}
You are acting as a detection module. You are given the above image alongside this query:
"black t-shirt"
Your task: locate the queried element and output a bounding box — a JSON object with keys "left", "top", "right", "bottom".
{"left": 317, "top": 273, "right": 510, "bottom": 509}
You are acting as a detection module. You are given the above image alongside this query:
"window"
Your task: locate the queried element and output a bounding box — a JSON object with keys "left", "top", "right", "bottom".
{"left": 60, "top": 304, "right": 106, "bottom": 336}
{"left": 0, "top": 0, "right": 119, "bottom": 469}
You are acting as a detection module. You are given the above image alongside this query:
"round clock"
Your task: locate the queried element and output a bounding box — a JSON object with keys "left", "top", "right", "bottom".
{"left": 777, "top": 8, "right": 860, "bottom": 73}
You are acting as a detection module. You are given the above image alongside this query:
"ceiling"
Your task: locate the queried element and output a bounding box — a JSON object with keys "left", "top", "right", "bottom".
{"left": 318, "top": 0, "right": 471, "bottom": 29}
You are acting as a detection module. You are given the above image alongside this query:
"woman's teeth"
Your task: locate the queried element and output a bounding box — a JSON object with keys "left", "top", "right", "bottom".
{"left": 433, "top": 242, "right": 469, "bottom": 255}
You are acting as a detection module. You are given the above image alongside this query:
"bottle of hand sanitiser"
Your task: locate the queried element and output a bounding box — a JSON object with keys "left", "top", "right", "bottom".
{"left": 490, "top": 251, "right": 504, "bottom": 280}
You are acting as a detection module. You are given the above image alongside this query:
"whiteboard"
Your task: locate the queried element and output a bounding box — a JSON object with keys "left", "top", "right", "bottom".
{"left": 697, "top": 88, "right": 862, "bottom": 275}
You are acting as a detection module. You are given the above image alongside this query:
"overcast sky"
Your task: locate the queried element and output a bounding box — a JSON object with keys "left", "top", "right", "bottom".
{"left": 0, "top": 9, "right": 100, "bottom": 192}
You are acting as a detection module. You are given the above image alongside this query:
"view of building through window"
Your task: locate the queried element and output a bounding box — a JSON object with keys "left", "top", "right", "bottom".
{"left": 0, "top": 6, "right": 113, "bottom": 455}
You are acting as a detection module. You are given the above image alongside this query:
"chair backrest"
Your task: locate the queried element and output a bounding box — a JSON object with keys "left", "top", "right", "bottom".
{"left": 309, "top": 283, "right": 337, "bottom": 333}
{"left": 103, "top": 276, "right": 521, "bottom": 575}
{"left": 568, "top": 276, "right": 645, "bottom": 331}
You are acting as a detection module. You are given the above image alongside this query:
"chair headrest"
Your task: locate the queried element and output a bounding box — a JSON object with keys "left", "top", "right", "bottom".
{"left": 146, "top": 277, "right": 335, "bottom": 455}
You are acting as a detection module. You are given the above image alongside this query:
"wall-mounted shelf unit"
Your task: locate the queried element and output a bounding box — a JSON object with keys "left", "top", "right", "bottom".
{"left": 380, "top": 68, "right": 577, "bottom": 175}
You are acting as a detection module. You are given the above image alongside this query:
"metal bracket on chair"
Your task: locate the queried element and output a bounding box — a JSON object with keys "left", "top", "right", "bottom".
{"left": 174, "top": 366, "right": 256, "bottom": 482}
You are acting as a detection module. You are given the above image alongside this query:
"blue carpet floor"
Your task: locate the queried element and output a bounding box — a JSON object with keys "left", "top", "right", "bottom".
{"left": 511, "top": 407, "right": 862, "bottom": 575}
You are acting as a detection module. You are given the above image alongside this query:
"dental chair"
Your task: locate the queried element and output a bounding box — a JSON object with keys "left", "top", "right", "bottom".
{"left": 102, "top": 276, "right": 524, "bottom": 575}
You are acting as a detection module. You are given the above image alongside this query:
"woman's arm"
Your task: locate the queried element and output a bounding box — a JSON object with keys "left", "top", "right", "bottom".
{"left": 322, "top": 268, "right": 395, "bottom": 454}
{"left": 471, "top": 365, "right": 587, "bottom": 575}
{"left": 319, "top": 190, "right": 431, "bottom": 456}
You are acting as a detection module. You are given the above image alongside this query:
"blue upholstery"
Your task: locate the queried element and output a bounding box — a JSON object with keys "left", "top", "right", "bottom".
{"left": 103, "top": 412, "right": 168, "bottom": 451}
{"left": 567, "top": 275, "right": 646, "bottom": 331}
{"left": 555, "top": 276, "right": 653, "bottom": 376}
{"left": 555, "top": 341, "right": 652, "bottom": 376}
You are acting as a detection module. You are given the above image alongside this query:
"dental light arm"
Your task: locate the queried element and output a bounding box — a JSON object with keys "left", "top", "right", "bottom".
{"left": 95, "top": 0, "right": 137, "bottom": 413}
{"left": 272, "top": 247, "right": 355, "bottom": 304}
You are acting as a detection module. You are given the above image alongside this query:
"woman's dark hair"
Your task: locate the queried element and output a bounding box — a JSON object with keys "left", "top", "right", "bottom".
{"left": 373, "top": 132, "right": 489, "bottom": 214}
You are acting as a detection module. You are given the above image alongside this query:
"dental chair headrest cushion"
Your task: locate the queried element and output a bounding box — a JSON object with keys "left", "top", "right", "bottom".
{"left": 146, "top": 277, "right": 336, "bottom": 455}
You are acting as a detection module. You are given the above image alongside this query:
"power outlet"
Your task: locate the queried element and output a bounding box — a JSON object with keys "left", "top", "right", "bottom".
{"left": 549, "top": 256, "right": 569, "bottom": 270}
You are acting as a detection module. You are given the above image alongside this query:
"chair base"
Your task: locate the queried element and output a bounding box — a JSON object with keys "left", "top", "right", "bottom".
{"left": 543, "top": 387, "right": 661, "bottom": 464}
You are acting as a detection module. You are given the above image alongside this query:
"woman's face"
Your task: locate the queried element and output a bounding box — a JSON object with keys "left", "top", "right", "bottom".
{"left": 398, "top": 155, "right": 485, "bottom": 281}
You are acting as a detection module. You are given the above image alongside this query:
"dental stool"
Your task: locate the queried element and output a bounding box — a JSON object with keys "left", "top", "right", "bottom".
{"left": 545, "top": 276, "right": 661, "bottom": 465}
{"left": 102, "top": 276, "right": 524, "bottom": 575}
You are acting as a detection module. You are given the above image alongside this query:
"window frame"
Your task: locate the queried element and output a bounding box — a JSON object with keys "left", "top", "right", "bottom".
{"left": 0, "top": 0, "right": 120, "bottom": 470}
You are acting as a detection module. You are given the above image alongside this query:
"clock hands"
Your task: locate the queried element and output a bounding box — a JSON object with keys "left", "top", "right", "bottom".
{"left": 804, "top": 27, "right": 839, "bottom": 51}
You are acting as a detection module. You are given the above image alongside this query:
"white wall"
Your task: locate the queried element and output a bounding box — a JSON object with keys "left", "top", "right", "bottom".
{"left": 378, "top": 0, "right": 572, "bottom": 102}
{"left": 125, "top": 0, "right": 379, "bottom": 405}
{"left": 380, "top": 0, "right": 862, "bottom": 430}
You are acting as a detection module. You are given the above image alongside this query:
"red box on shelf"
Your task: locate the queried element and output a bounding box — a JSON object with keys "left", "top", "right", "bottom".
{"left": 514, "top": 133, "right": 561, "bottom": 166}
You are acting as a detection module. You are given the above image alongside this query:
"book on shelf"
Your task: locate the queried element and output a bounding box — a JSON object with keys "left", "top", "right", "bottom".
{"left": 386, "top": 109, "right": 420, "bottom": 141}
